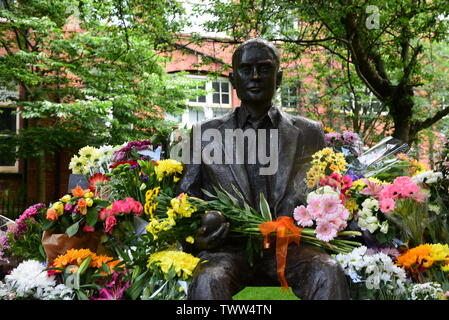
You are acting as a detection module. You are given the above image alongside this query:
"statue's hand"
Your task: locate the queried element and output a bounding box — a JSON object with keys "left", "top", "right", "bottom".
{"left": 195, "top": 211, "right": 230, "bottom": 250}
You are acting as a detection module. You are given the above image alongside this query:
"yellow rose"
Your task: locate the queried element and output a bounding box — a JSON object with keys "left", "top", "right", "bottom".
{"left": 84, "top": 191, "right": 94, "bottom": 198}
{"left": 60, "top": 194, "right": 72, "bottom": 203}
{"left": 52, "top": 202, "right": 64, "bottom": 216}
{"left": 85, "top": 198, "right": 94, "bottom": 207}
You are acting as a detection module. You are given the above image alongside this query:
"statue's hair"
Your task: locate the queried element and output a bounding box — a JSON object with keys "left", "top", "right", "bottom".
{"left": 232, "top": 38, "right": 281, "bottom": 69}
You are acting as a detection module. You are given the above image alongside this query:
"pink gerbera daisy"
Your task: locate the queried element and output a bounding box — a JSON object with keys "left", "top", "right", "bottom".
{"left": 321, "top": 194, "right": 340, "bottom": 215}
{"left": 293, "top": 205, "right": 314, "bottom": 227}
{"left": 315, "top": 221, "right": 338, "bottom": 242}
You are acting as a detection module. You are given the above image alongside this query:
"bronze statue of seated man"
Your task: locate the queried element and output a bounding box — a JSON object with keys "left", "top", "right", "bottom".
{"left": 176, "top": 38, "right": 350, "bottom": 300}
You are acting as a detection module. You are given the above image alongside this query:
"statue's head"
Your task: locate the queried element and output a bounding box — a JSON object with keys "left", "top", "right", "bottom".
{"left": 230, "top": 38, "right": 283, "bottom": 106}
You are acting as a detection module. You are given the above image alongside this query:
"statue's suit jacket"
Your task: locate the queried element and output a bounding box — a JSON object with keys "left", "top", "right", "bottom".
{"left": 176, "top": 106, "right": 326, "bottom": 219}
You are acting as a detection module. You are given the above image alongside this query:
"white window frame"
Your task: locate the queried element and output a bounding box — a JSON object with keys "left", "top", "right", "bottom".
{"left": 186, "top": 75, "right": 232, "bottom": 108}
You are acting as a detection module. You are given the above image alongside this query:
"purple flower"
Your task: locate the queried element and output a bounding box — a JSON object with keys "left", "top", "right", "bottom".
{"left": 89, "top": 272, "right": 130, "bottom": 300}
{"left": 11, "top": 203, "right": 45, "bottom": 239}
{"left": 347, "top": 170, "right": 364, "bottom": 181}
{"left": 342, "top": 131, "right": 361, "bottom": 145}
{"left": 129, "top": 164, "right": 139, "bottom": 170}
{"left": 324, "top": 132, "right": 342, "bottom": 145}
{"left": 112, "top": 140, "right": 154, "bottom": 162}
{"left": 0, "top": 235, "right": 10, "bottom": 261}
{"left": 64, "top": 203, "right": 73, "bottom": 211}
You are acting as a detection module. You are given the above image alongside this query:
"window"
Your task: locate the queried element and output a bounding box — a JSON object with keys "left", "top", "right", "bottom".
{"left": 183, "top": 75, "right": 233, "bottom": 126}
{"left": 188, "top": 108, "right": 206, "bottom": 123}
{"left": 0, "top": 106, "right": 19, "bottom": 172}
{"left": 189, "top": 82, "right": 206, "bottom": 104}
{"left": 281, "top": 85, "right": 299, "bottom": 109}
{"left": 212, "top": 81, "right": 230, "bottom": 105}
{"left": 187, "top": 75, "right": 232, "bottom": 107}
{"left": 0, "top": 81, "right": 19, "bottom": 173}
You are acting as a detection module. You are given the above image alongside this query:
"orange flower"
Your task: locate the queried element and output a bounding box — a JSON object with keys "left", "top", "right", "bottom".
{"left": 52, "top": 248, "right": 119, "bottom": 275}
{"left": 46, "top": 208, "right": 58, "bottom": 221}
{"left": 77, "top": 198, "right": 87, "bottom": 215}
{"left": 396, "top": 244, "right": 433, "bottom": 270}
{"left": 72, "top": 185, "right": 87, "bottom": 198}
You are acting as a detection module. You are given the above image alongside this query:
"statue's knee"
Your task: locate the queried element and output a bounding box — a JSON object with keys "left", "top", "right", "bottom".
{"left": 193, "top": 261, "right": 229, "bottom": 282}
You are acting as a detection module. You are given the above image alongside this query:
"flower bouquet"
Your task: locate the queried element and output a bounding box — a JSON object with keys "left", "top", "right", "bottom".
{"left": 141, "top": 250, "right": 201, "bottom": 300}
{"left": 41, "top": 186, "right": 110, "bottom": 264}
{"left": 0, "top": 204, "right": 47, "bottom": 265}
{"left": 48, "top": 248, "right": 127, "bottom": 300}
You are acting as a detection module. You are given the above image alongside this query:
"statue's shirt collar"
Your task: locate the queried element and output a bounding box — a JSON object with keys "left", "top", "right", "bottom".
{"left": 236, "top": 105, "right": 280, "bottom": 129}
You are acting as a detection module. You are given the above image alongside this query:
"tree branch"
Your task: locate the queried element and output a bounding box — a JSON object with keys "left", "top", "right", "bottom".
{"left": 412, "top": 106, "right": 449, "bottom": 133}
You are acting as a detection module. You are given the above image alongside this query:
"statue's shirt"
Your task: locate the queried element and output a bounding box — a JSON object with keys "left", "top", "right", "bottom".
{"left": 235, "top": 105, "right": 279, "bottom": 209}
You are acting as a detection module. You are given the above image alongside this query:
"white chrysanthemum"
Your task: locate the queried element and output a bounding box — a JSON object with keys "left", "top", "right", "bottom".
{"left": 1, "top": 260, "right": 73, "bottom": 300}
{"left": 336, "top": 247, "right": 407, "bottom": 295}
{"left": 78, "top": 146, "right": 100, "bottom": 160}
{"left": 410, "top": 282, "right": 443, "bottom": 300}
{"left": 69, "top": 155, "right": 87, "bottom": 174}
{"left": 412, "top": 171, "right": 443, "bottom": 185}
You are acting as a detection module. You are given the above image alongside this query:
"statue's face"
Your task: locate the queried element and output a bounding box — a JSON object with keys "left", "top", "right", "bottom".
{"left": 231, "top": 45, "right": 282, "bottom": 106}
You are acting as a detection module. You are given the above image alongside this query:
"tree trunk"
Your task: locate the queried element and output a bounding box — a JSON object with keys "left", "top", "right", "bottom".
{"left": 390, "top": 85, "right": 415, "bottom": 145}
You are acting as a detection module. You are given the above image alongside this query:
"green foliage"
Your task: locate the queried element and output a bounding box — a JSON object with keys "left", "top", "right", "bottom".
{"left": 0, "top": 0, "right": 195, "bottom": 161}
{"left": 194, "top": 0, "right": 449, "bottom": 144}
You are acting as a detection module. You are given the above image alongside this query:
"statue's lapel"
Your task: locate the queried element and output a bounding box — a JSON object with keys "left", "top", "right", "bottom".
{"left": 217, "top": 110, "right": 254, "bottom": 205}
{"left": 271, "top": 113, "right": 301, "bottom": 216}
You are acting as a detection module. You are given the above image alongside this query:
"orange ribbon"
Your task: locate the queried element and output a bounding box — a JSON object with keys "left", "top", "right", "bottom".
{"left": 258, "top": 216, "right": 302, "bottom": 292}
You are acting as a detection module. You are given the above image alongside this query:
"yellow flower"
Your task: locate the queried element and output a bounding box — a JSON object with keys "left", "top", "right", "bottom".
{"left": 430, "top": 244, "right": 449, "bottom": 262}
{"left": 306, "top": 148, "right": 347, "bottom": 188}
{"left": 51, "top": 202, "right": 64, "bottom": 216}
{"left": 147, "top": 250, "right": 201, "bottom": 280}
{"left": 343, "top": 197, "right": 358, "bottom": 215}
{"left": 441, "top": 264, "right": 449, "bottom": 272}
{"left": 185, "top": 236, "right": 195, "bottom": 244}
{"left": 85, "top": 198, "right": 94, "bottom": 207}
{"left": 154, "top": 159, "right": 183, "bottom": 182}
{"left": 60, "top": 194, "right": 72, "bottom": 203}
{"left": 350, "top": 179, "right": 366, "bottom": 191}
{"left": 145, "top": 218, "right": 176, "bottom": 240}
{"left": 84, "top": 191, "right": 94, "bottom": 198}
{"left": 170, "top": 193, "right": 197, "bottom": 219}
{"left": 144, "top": 187, "right": 160, "bottom": 218}
{"left": 323, "top": 126, "right": 335, "bottom": 133}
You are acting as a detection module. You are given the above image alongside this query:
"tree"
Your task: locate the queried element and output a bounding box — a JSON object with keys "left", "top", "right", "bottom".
{"left": 0, "top": 0, "right": 194, "bottom": 202}
{"left": 195, "top": 0, "right": 449, "bottom": 145}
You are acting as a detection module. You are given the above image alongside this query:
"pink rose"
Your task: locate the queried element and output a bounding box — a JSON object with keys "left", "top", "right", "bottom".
{"left": 83, "top": 225, "right": 95, "bottom": 233}
{"left": 105, "top": 215, "right": 117, "bottom": 234}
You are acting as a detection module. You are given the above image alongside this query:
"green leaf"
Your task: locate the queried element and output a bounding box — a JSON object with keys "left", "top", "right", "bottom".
{"left": 86, "top": 206, "right": 99, "bottom": 227}
{"left": 259, "top": 193, "right": 272, "bottom": 222}
{"left": 41, "top": 219, "right": 55, "bottom": 231}
{"left": 125, "top": 270, "right": 152, "bottom": 300}
{"left": 66, "top": 221, "right": 80, "bottom": 237}
{"left": 78, "top": 256, "right": 92, "bottom": 275}
{"left": 76, "top": 290, "right": 89, "bottom": 300}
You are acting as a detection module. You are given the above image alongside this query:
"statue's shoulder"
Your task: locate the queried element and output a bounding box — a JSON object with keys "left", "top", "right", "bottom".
{"left": 282, "top": 112, "right": 324, "bottom": 134}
